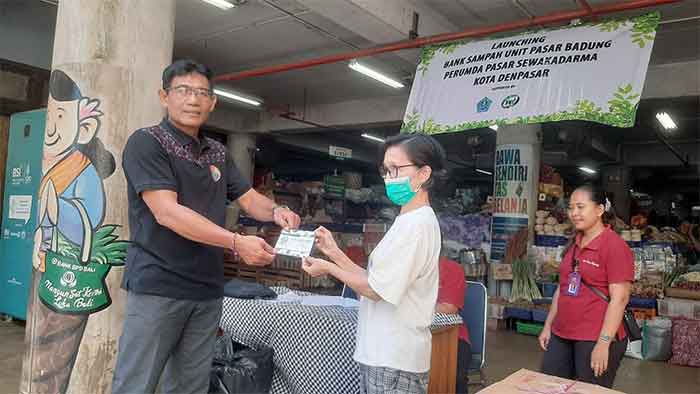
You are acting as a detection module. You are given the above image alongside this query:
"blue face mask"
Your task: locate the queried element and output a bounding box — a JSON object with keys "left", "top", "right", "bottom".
{"left": 384, "top": 176, "right": 417, "bottom": 206}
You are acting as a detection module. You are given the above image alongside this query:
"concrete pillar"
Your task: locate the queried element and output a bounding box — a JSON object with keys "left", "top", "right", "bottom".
{"left": 227, "top": 132, "right": 256, "bottom": 183}
{"left": 489, "top": 124, "right": 541, "bottom": 295}
{"left": 602, "top": 165, "right": 633, "bottom": 222}
{"left": 20, "top": 1, "right": 175, "bottom": 394}
{"left": 225, "top": 133, "right": 256, "bottom": 229}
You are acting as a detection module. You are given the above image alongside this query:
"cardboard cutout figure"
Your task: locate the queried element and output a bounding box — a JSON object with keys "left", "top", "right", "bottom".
{"left": 27, "top": 70, "right": 128, "bottom": 393}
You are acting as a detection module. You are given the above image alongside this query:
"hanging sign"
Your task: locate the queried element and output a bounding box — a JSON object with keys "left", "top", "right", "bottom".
{"left": 490, "top": 144, "right": 533, "bottom": 262}
{"left": 402, "top": 13, "right": 659, "bottom": 134}
{"left": 329, "top": 145, "right": 353, "bottom": 160}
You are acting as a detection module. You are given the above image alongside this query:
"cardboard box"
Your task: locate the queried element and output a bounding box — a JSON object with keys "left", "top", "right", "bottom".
{"left": 488, "top": 303, "right": 505, "bottom": 319}
{"left": 665, "top": 287, "right": 700, "bottom": 300}
{"left": 491, "top": 263, "right": 513, "bottom": 280}
{"left": 476, "top": 369, "right": 626, "bottom": 394}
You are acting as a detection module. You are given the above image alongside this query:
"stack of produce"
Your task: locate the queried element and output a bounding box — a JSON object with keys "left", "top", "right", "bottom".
{"left": 645, "top": 227, "right": 691, "bottom": 244}
{"left": 670, "top": 272, "right": 700, "bottom": 292}
{"left": 534, "top": 210, "right": 572, "bottom": 236}
{"left": 632, "top": 278, "right": 664, "bottom": 299}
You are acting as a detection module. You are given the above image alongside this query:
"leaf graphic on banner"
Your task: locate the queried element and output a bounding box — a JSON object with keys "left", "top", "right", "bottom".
{"left": 597, "top": 20, "right": 625, "bottom": 32}
{"left": 402, "top": 111, "right": 422, "bottom": 132}
{"left": 418, "top": 47, "right": 438, "bottom": 73}
{"left": 606, "top": 84, "right": 640, "bottom": 126}
{"left": 419, "top": 40, "right": 469, "bottom": 74}
{"left": 631, "top": 12, "right": 660, "bottom": 48}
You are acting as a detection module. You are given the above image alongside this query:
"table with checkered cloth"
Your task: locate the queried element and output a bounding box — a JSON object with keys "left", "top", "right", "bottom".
{"left": 219, "top": 287, "right": 463, "bottom": 394}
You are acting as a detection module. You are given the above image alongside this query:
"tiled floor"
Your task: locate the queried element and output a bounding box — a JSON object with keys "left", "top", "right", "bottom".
{"left": 484, "top": 330, "right": 700, "bottom": 394}
{"left": 0, "top": 320, "right": 24, "bottom": 394}
{"left": 1, "top": 319, "right": 698, "bottom": 393}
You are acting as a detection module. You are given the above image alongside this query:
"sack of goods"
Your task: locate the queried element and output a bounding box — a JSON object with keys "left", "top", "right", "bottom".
{"left": 643, "top": 318, "right": 673, "bottom": 361}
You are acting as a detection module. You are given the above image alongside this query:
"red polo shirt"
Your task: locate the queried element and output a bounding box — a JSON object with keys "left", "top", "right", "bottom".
{"left": 553, "top": 227, "right": 634, "bottom": 342}
{"left": 438, "top": 258, "right": 470, "bottom": 343}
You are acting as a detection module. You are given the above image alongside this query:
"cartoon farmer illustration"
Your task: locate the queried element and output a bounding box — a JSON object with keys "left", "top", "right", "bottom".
{"left": 27, "top": 69, "right": 127, "bottom": 393}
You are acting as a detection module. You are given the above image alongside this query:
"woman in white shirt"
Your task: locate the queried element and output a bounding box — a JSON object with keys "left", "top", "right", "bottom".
{"left": 303, "top": 134, "right": 447, "bottom": 394}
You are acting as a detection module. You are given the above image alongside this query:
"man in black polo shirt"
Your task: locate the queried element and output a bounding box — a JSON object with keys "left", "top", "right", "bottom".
{"left": 112, "top": 59, "right": 300, "bottom": 394}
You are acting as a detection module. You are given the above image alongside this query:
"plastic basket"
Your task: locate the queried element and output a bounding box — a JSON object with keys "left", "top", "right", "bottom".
{"left": 535, "top": 235, "right": 569, "bottom": 247}
{"left": 532, "top": 309, "right": 549, "bottom": 323}
{"left": 516, "top": 321, "right": 544, "bottom": 336}
{"left": 504, "top": 307, "right": 532, "bottom": 321}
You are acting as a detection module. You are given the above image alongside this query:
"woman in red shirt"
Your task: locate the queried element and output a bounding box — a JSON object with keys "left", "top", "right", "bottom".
{"left": 539, "top": 184, "right": 634, "bottom": 388}
{"left": 436, "top": 256, "right": 471, "bottom": 394}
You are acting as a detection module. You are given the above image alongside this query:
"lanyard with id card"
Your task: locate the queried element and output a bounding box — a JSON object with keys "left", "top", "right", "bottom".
{"left": 566, "top": 245, "right": 582, "bottom": 297}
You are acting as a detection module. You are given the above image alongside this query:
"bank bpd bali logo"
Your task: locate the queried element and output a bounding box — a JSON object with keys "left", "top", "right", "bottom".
{"left": 476, "top": 97, "right": 493, "bottom": 113}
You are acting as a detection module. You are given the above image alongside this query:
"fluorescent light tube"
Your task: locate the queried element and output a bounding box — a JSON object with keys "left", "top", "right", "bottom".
{"left": 476, "top": 169, "right": 492, "bottom": 176}
{"left": 349, "top": 61, "right": 404, "bottom": 89}
{"left": 579, "top": 166, "right": 597, "bottom": 174}
{"left": 214, "top": 89, "right": 261, "bottom": 106}
{"left": 201, "top": 0, "right": 235, "bottom": 10}
{"left": 361, "top": 133, "right": 385, "bottom": 143}
{"left": 655, "top": 112, "right": 677, "bottom": 130}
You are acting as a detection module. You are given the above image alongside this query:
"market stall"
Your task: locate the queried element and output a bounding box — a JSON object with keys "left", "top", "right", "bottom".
{"left": 486, "top": 162, "right": 700, "bottom": 368}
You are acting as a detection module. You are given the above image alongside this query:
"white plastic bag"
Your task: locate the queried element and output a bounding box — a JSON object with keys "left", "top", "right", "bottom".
{"left": 625, "top": 339, "right": 644, "bottom": 360}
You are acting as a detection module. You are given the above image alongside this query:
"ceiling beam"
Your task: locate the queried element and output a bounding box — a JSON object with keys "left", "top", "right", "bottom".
{"left": 214, "top": 0, "right": 681, "bottom": 82}
{"left": 294, "top": 0, "right": 457, "bottom": 66}
{"left": 623, "top": 140, "right": 699, "bottom": 167}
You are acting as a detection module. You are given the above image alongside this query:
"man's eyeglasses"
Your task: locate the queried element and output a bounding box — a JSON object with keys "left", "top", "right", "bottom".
{"left": 379, "top": 164, "right": 416, "bottom": 179}
{"left": 166, "top": 85, "right": 214, "bottom": 99}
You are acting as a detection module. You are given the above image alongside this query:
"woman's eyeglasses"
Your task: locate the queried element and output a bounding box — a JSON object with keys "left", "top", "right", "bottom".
{"left": 379, "top": 164, "right": 416, "bottom": 179}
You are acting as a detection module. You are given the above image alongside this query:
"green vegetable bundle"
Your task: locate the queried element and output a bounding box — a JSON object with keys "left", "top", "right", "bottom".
{"left": 510, "top": 259, "right": 542, "bottom": 303}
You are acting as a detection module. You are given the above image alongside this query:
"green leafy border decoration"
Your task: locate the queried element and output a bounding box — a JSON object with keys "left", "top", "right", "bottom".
{"left": 418, "top": 40, "right": 468, "bottom": 74}
{"left": 401, "top": 84, "right": 640, "bottom": 134}
{"left": 630, "top": 12, "right": 660, "bottom": 48}
{"left": 56, "top": 225, "right": 129, "bottom": 266}
{"left": 594, "top": 11, "right": 660, "bottom": 48}
{"left": 417, "top": 12, "right": 660, "bottom": 73}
